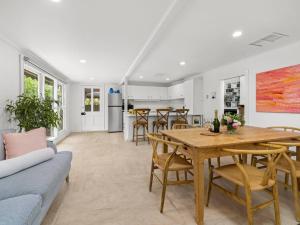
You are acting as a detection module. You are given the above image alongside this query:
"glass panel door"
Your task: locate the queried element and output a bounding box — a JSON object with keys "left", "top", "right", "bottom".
{"left": 93, "top": 88, "right": 100, "bottom": 112}
{"left": 81, "top": 86, "right": 105, "bottom": 131}
{"left": 84, "top": 88, "right": 92, "bottom": 112}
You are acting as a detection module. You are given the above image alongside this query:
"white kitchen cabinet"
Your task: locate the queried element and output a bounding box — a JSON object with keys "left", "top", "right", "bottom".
{"left": 122, "top": 85, "right": 168, "bottom": 100}
{"left": 168, "top": 83, "right": 184, "bottom": 99}
{"left": 122, "top": 79, "right": 203, "bottom": 115}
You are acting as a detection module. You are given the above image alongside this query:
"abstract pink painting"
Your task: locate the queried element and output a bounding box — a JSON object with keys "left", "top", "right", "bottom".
{"left": 256, "top": 64, "right": 300, "bottom": 113}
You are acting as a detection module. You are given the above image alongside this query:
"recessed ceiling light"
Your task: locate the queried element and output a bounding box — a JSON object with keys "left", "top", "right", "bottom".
{"left": 139, "top": 75, "right": 144, "bottom": 79}
{"left": 89, "top": 77, "right": 95, "bottom": 81}
{"left": 232, "top": 30, "right": 243, "bottom": 38}
{"left": 166, "top": 78, "right": 170, "bottom": 81}
{"left": 179, "top": 61, "right": 186, "bottom": 66}
{"left": 79, "top": 59, "right": 87, "bottom": 64}
{"left": 51, "top": 0, "right": 61, "bottom": 2}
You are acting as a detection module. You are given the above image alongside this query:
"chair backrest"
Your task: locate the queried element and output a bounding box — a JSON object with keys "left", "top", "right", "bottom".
{"left": 172, "top": 124, "right": 195, "bottom": 129}
{"left": 175, "top": 108, "right": 189, "bottom": 123}
{"left": 222, "top": 143, "right": 287, "bottom": 187}
{"left": 133, "top": 108, "right": 150, "bottom": 124}
{"left": 267, "top": 126, "right": 300, "bottom": 133}
{"left": 155, "top": 109, "right": 170, "bottom": 124}
{"left": 147, "top": 133, "right": 183, "bottom": 167}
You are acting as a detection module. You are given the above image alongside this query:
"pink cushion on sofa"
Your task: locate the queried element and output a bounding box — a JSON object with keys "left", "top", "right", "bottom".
{"left": 3, "top": 128, "right": 47, "bottom": 159}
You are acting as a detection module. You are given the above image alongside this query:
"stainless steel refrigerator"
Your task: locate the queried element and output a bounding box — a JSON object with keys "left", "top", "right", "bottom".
{"left": 108, "top": 93, "right": 123, "bottom": 132}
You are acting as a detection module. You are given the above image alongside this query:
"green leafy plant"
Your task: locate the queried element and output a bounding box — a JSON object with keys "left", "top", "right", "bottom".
{"left": 5, "top": 94, "right": 60, "bottom": 132}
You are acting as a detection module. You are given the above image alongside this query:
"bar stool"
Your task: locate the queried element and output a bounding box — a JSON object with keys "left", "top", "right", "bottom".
{"left": 171, "top": 108, "right": 189, "bottom": 129}
{"left": 132, "top": 108, "right": 150, "bottom": 146}
{"left": 152, "top": 109, "right": 170, "bottom": 133}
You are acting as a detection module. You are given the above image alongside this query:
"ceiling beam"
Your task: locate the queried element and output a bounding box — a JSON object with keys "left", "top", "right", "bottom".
{"left": 120, "top": 0, "right": 188, "bottom": 84}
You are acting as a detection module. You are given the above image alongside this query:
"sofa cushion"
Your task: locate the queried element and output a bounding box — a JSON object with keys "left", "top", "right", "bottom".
{"left": 3, "top": 128, "right": 47, "bottom": 159}
{"left": 0, "top": 148, "right": 55, "bottom": 179}
{"left": 0, "top": 194, "right": 42, "bottom": 225}
{"left": 0, "top": 129, "right": 15, "bottom": 161}
{"left": 0, "top": 151, "right": 72, "bottom": 204}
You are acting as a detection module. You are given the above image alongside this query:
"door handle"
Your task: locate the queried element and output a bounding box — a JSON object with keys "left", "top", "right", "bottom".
{"left": 81, "top": 112, "right": 86, "bottom": 116}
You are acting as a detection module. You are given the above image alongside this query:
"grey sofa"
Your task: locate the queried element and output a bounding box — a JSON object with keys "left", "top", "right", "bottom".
{"left": 0, "top": 129, "right": 72, "bottom": 225}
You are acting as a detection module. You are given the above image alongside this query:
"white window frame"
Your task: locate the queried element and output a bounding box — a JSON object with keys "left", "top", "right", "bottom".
{"left": 22, "top": 63, "right": 67, "bottom": 138}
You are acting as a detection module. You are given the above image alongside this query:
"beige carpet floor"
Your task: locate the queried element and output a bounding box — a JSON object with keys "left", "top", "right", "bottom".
{"left": 42, "top": 132, "right": 298, "bottom": 225}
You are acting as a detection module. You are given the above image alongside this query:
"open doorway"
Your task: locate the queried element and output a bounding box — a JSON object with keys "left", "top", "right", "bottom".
{"left": 221, "top": 75, "right": 248, "bottom": 123}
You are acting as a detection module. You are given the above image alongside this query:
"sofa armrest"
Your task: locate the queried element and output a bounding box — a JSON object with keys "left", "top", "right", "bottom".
{"left": 47, "top": 141, "right": 57, "bottom": 154}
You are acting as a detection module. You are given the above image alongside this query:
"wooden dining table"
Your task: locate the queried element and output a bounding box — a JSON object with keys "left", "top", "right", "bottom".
{"left": 160, "top": 126, "right": 300, "bottom": 225}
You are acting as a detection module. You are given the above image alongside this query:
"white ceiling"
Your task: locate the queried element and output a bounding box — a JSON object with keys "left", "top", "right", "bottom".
{"left": 0, "top": 0, "right": 300, "bottom": 84}
{"left": 131, "top": 0, "right": 300, "bottom": 83}
{"left": 0, "top": 0, "right": 173, "bottom": 83}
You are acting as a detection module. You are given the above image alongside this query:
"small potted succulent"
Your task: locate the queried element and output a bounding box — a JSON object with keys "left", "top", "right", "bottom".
{"left": 221, "top": 113, "right": 243, "bottom": 134}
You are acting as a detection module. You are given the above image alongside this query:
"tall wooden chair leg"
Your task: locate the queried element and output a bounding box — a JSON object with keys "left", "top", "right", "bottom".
{"left": 152, "top": 124, "right": 155, "bottom": 133}
{"left": 245, "top": 188, "right": 253, "bottom": 225}
{"left": 284, "top": 173, "right": 289, "bottom": 190}
{"left": 147, "top": 126, "right": 150, "bottom": 144}
{"left": 160, "top": 170, "right": 168, "bottom": 213}
{"left": 132, "top": 125, "right": 135, "bottom": 143}
{"left": 136, "top": 127, "right": 138, "bottom": 146}
{"left": 176, "top": 171, "right": 180, "bottom": 181}
{"left": 272, "top": 183, "right": 281, "bottom": 225}
{"left": 291, "top": 174, "right": 300, "bottom": 221}
{"left": 206, "top": 166, "right": 213, "bottom": 207}
{"left": 149, "top": 161, "right": 154, "bottom": 192}
{"left": 143, "top": 126, "right": 146, "bottom": 141}
{"left": 217, "top": 157, "right": 221, "bottom": 167}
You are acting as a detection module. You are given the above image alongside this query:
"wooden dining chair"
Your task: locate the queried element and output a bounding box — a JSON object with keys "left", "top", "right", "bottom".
{"left": 147, "top": 133, "right": 193, "bottom": 213}
{"left": 152, "top": 109, "right": 170, "bottom": 133}
{"left": 252, "top": 126, "right": 300, "bottom": 221}
{"left": 206, "top": 143, "right": 287, "bottom": 225}
{"left": 171, "top": 108, "right": 189, "bottom": 128}
{"left": 132, "top": 108, "right": 150, "bottom": 146}
{"left": 172, "top": 123, "right": 195, "bottom": 129}
{"left": 251, "top": 127, "right": 300, "bottom": 185}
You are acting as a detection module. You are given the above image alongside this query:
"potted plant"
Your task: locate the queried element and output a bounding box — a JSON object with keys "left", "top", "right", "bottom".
{"left": 5, "top": 94, "right": 61, "bottom": 134}
{"left": 221, "top": 113, "right": 242, "bottom": 134}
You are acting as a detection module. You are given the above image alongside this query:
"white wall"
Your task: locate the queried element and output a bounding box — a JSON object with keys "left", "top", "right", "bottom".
{"left": 0, "top": 39, "right": 21, "bottom": 129}
{"left": 201, "top": 40, "right": 300, "bottom": 127}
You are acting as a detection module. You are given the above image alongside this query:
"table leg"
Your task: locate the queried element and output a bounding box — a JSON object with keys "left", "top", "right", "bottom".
{"left": 296, "top": 146, "right": 300, "bottom": 161}
{"left": 297, "top": 147, "right": 300, "bottom": 192}
{"left": 193, "top": 148, "right": 205, "bottom": 225}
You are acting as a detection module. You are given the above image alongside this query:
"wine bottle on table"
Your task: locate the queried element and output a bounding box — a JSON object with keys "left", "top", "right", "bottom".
{"left": 213, "top": 110, "right": 220, "bottom": 133}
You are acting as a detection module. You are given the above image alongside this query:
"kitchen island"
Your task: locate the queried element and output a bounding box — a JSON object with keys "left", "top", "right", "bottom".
{"left": 123, "top": 112, "right": 193, "bottom": 141}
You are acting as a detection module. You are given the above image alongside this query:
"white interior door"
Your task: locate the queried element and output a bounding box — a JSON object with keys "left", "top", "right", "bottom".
{"left": 81, "top": 86, "right": 105, "bottom": 131}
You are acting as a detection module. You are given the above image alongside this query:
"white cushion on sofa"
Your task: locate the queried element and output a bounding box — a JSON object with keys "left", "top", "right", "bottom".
{"left": 0, "top": 148, "right": 55, "bottom": 178}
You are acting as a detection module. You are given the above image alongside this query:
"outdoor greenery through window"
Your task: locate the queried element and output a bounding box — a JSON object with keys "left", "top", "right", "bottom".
{"left": 45, "top": 76, "right": 54, "bottom": 98}
{"left": 24, "top": 70, "right": 39, "bottom": 96}
{"left": 23, "top": 63, "right": 66, "bottom": 138}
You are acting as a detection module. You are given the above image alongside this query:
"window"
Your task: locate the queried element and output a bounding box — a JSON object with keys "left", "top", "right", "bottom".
{"left": 23, "top": 63, "right": 67, "bottom": 138}
{"left": 45, "top": 76, "right": 54, "bottom": 98}
{"left": 24, "top": 70, "right": 39, "bottom": 96}
{"left": 84, "top": 88, "right": 92, "bottom": 112}
{"left": 93, "top": 88, "right": 100, "bottom": 112}
{"left": 84, "top": 88, "right": 101, "bottom": 112}
{"left": 57, "top": 83, "right": 65, "bottom": 132}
